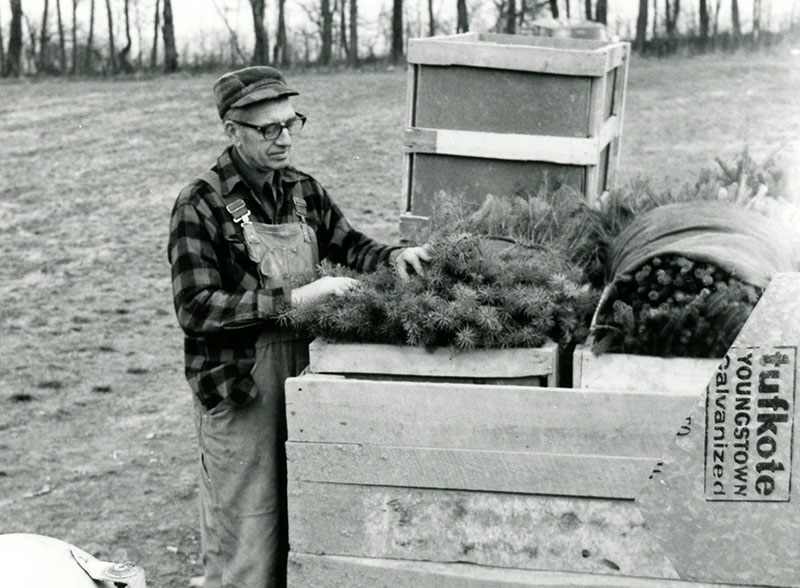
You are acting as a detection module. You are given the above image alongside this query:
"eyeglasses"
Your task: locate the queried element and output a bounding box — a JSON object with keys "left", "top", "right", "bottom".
{"left": 230, "top": 113, "right": 307, "bottom": 141}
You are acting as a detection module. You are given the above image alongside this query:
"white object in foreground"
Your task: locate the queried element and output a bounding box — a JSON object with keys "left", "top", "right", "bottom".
{"left": 0, "top": 533, "right": 146, "bottom": 588}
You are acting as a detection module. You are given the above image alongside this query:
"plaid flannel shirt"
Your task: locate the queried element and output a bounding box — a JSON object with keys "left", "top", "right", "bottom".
{"left": 168, "top": 147, "right": 401, "bottom": 408}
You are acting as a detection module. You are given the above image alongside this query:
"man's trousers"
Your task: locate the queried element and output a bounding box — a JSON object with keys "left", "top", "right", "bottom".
{"left": 193, "top": 335, "right": 310, "bottom": 588}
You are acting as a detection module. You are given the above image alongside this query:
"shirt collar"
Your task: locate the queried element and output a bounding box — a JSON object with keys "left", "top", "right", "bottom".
{"left": 215, "top": 146, "right": 303, "bottom": 199}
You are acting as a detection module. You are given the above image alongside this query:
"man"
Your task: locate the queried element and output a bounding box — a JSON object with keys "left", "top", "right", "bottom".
{"left": 168, "top": 66, "right": 428, "bottom": 588}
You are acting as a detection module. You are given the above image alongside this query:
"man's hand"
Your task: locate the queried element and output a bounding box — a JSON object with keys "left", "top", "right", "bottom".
{"left": 394, "top": 245, "right": 432, "bottom": 281}
{"left": 291, "top": 276, "right": 359, "bottom": 307}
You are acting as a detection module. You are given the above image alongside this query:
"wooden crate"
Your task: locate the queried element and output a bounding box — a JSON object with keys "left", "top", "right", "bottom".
{"left": 572, "top": 344, "right": 722, "bottom": 395}
{"left": 285, "top": 374, "right": 703, "bottom": 587}
{"left": 308, "top": 338, "right": 560, "bottom": 387}
{"left": 400, "top": 32, "right": 631, "bottom": 243}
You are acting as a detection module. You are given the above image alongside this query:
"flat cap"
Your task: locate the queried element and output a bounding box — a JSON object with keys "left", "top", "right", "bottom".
{"left": 213, "top": 66, "right": 299, "bottom": 119}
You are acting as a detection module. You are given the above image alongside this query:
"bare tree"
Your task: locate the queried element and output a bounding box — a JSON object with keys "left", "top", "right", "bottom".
{"left": 162, "top": 0, "right": 178, "bottom": 72}
{"left": 752, "top": 0, "right": 761, "bottom": 42}
{"left": 133, "top": 0, "right": 142, "bottom": 67}
{"left": 391, "top": 0, "right": 403, "bottom": 63}
{"left": 338, "top": 0, "right": 348, "bottom": 59}
{"left": 150, "top": 0, "right": 159, "bottom": 68}
{"left": 664, "top": 0, "right": 680, "bottom": 38}
{"left": 71, "top": 0, "right": 80, "bottom": 74}
{"left": 212, "top": 0, "right": 247, "bottom": 65}
{"left": 428, "top": 0, "right": 435, "bottom": 35}
{"left": 274, "top": 0, "right": 290, "bottom": 66}
{"left": 635, "top": 0, "right": 648, "bottom": 51}
{"left": 3, "top": 0, "right": 23, "bottom": 77}
{"left": 320, "top": 0, "right": 333, "bottom": 64}
{"left": 651, "top": 0, "right": 658, "bottom": 40}
{"left": 731, "top": 0, "right": 741, "bottom": 39}
{"left": 23, "top": 12, "right": 39, "bottom": 71}
{"left": 505, "top": 0, "right": 517, "bottom": 33}
{"left": 118, "top": 0, "right": 133, "bottom": 72}
{"left": 85, "top": 0, "right": 95, "bottom": 71}
{"left": 699, "top": 0, "right": 709, "bottom": 43}
{"left": 105, "top": 0, "right": 117, "bottom": 72}
{"left": 549, "top": 0, "right": 559, "bottom": 18}
{"left": 585, "top": 0, "right": 592, "bottom": 20}
{"left": 349, "top": 0, "right": 358, "bottom": 66}
{"left": 39, "top": 0, "right": 50, "bottom": 72}
{"left": 456, "top": 0, "right": 469, "bottom": 32}
{"left": 56, "top": 0, "right": 66, "bottom": 71}
{"left": 249, "top": 0, "right": 269, "bottom": 64}
{"left": 0, "top": 2, "right": 5, "bottom": 73}
{"left": 712, "top": 0, "right": 722, "bottom": 39}
{"left": 595, "top": 0, "right": 607, "bottom": 23}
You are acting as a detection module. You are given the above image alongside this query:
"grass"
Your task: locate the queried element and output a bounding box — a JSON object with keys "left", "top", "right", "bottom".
{"left": 0, "top": 53, "right": 798, "bottom": 587}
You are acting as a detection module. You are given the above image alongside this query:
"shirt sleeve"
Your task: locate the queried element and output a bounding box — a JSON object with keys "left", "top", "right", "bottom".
{"left": 168, "top": 195, "right": 289, "bottom": 337}
{"left": 314, "top": 187, "right": 402, "bottom": 272}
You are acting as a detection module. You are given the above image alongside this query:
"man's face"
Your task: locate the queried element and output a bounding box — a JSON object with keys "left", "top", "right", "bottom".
{"left": 226, "top": 98, "right": 298, "bottom": 172}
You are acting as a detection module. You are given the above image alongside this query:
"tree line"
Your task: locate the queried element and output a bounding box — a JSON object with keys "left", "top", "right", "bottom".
{"left": 1, "top": 0, "right": 177, "bottom": 76}
{"left": 1, "top": 0, "right": 797, "bottom": 77}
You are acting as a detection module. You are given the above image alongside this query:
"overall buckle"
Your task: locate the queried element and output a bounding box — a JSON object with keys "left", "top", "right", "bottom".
{"left": 226, "top": 199, "right": 252, "bottom": 226}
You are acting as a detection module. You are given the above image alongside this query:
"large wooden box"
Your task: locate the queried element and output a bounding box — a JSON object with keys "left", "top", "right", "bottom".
{"left": 400, "top": 32, "right": 631, "bottom": 242}
{"left": 285, "top": 341, "right": 708, "bottom": 587}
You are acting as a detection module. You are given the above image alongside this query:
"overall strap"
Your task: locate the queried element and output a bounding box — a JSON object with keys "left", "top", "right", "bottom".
{"left": 197, "top": 170, "right": 251, "bottom": 226}
{"left": 291, "top": 192, "right": 312, "bottom": 243}
{"left": 292, "top": 193, "right": 308, "bottom": 224}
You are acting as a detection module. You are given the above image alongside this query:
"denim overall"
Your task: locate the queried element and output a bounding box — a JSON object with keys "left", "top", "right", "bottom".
{"left": 193, "top": 171, "right": 318, "bottom": 588}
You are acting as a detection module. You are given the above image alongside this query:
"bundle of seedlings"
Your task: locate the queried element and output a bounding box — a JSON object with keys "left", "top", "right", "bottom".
{"left": 580, "top": 148, "right": 799, "bottom": 358}
{"left": 590, "top": 200, "right": 797, "bottom": 358}
{"left": 279, "top": 187, "right": 600, "bottom": 351}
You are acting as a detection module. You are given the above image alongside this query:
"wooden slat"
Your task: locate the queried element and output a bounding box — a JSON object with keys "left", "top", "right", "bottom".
{"left": 477, "top": 32, "right": 613, "bottom": 51}
{"left": 309, "top": 339, "right": 558, "bottom": 379}
{"left": 604, "top": 43, "right": 629, "bottom": 71}
{"left": 407, "top": 38, "right": 609, "bottom": 77}
{"left": 584, "top": 67, "right": 607, "bottom": 200}
{"left": 287, "top": 482, "right": 677, "bottom": 579}
{"left": 287, "top": 442, "right": 657, "bottom": 498}
{"left": 598, "top": 115, "right": 619, "bottom": 150}
{"left": 607, "top": 46, "right": 631, "bottom": 191}
{"left": 404, "top": 128, "right": 599, "bottom": 165}
{"left": 572, "top": 345, "right": 721, "bottom": 395}
{"left": 285, "top": 376, "right": 699, "bottom": 458}
{"left": 403, "top": 127, "right": 437, "bottom": 152}
{"left": 398, "top": 213, "right": 429, "bottom": 245}
{"left": 400, "top": 64, "right": 420, "bottom": 220}
{"left": 289, "top": 554, "right": 754, "bottom": 588}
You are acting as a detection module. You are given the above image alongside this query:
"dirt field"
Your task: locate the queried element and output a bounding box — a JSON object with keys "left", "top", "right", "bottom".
{"left": 0, "top": 51, "right": 798, "bottom": 587}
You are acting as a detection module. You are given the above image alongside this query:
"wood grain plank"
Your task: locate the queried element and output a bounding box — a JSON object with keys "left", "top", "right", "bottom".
{"left": 572, "top": 345, "right": 721, "bottom": 395}
{"left": 285, "top": 375, "right": 699, "bottom": 458}
{"left": 309, "top": 339, "right": 559, "bottom": 378}
{"left": 398, "top": 213, "right": 429, "bottom": 245}
{"left": 289, "top": 554, "right": 751, "bottom": 588}
{"left": 407, "top": 38, "right": 610, "bottom": 76}
{"left": 287, "top": 482, "right": 678, "bottom": 579}
{"left": 477, "top": 32, "right": 612, "bottom": 51}
{"left": 403, "top": 127, "right": 599, "bottom": 166}
{"left": 608, "top": 46, "right": 631, "bottom": 191}
{"left": 598, "top": 115, "right": 619, "bottom": 151}
{"left": 400, "top": 64, "right": 420, "bottom": 222}
{"left": 286, "top": 442, "right": 658, "bottom": 498}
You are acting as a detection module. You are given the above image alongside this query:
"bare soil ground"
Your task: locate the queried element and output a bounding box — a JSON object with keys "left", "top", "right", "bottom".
{"left": 0, "top": 53, "right": 798, "bottom": 587}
